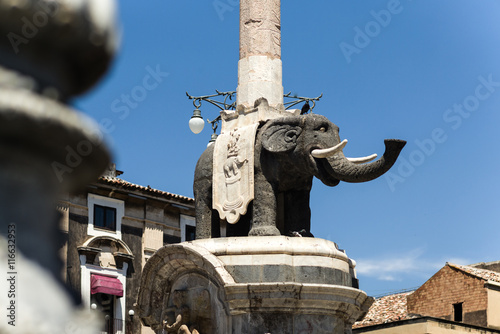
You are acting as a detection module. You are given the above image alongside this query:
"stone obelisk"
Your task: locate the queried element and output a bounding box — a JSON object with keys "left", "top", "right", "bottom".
{"left": 237, "top": 0, "right": 284, "bottom": 109}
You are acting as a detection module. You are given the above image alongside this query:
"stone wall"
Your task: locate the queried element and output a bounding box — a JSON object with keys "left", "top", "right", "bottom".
{"left": 122, "top": 222, "right": 143, "bottom": 334}
{"left": 407, "top": 265, "right": 488, "bottom": 327}
{"left": 66, "top": 210, "right": 89, "bottom": 300}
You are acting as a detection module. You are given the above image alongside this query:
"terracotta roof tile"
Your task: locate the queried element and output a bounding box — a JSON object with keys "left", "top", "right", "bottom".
{"left": 97, "top": 176, "right": 194, "bottom": 205}
{"left": 353, "top": 292, "right": 415, "bottom": 328}
{"left": 448, "top": 263, "right": 500, "bottom": 283}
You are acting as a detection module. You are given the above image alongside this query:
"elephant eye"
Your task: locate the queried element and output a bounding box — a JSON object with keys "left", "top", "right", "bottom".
{"left": 284, "top": 130, "right": 298, "bottom": 143}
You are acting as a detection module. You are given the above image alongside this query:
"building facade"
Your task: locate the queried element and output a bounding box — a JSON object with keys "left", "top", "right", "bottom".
{"left": 354, "top": 262, "right": 500, "bottom": 334}
{"left": 407, "top": 263, "right": 500, "bottom": 329}
{"left": 59, "top": 165, "right": 195, "bottom": 334}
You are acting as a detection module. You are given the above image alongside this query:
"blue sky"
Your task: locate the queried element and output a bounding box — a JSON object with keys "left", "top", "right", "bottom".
{"left": 74, "top": 0, "right": 500, "bottom": 296}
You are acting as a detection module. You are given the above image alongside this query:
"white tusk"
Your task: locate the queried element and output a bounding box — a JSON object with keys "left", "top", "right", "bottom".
{"left": 311, "top": 139, "right": 348, "bottom": 158}
{"left": 347, "top": 154, "right": 378, "bottom": 164}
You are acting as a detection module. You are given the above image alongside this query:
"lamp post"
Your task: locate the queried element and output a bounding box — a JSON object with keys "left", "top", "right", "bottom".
{"left": 187, "top": 91, "right": 323, "bottom": 144}
{"left": 186, "top": 90, "right": 236, "bottom": 146}
{"left": 189, "top": 108, "right": 205, "bottom": 134}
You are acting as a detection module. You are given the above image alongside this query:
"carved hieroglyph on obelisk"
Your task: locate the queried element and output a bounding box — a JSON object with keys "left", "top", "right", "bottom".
{"left": 237, "top": 0, "right": 284, "bottom": 109}
{"left": 213, "top": 0, "right": 288, "bottom": 224}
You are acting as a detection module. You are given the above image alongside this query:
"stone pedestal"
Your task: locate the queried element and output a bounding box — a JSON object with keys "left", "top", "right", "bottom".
{"left": 138, "top": 237, "right": 373, "bottom": 334}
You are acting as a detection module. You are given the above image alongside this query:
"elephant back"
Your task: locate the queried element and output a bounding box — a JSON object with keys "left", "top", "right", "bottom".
{"left": 194, "top": 143, "right": 215, "bottom": 183}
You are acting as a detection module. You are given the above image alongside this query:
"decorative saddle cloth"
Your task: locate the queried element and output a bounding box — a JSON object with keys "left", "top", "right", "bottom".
{"left": 213, "top": 123, "right": 258, "bottom": 224}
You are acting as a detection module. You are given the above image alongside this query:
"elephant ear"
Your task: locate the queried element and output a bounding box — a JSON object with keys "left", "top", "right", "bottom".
{"left": 262, "top": 124, "right": 303, "bottom": 153}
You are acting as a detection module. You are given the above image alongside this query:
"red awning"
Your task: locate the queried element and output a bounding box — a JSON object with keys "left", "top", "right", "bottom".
{"left": 91, "top": 274, "right": 123, "bottom": 297}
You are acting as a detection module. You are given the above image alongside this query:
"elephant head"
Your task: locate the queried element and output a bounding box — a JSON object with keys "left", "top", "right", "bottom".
{"left": 260, "top": 114, "right": 406, "bottom": 187}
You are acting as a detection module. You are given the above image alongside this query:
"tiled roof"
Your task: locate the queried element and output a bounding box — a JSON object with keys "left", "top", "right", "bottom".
{"left": 448, "top": 263, "right": 500, "bottom": 283}
{"left": 353, "top": 292, "right": 416, "bottom": 328}
{"left": 97, "top": 176, "right": 194, "bottom": 205}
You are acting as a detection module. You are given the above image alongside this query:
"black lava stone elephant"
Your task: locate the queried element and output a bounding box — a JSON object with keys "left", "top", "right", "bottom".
{"left": 193, "top": 113, "right": 406, "bottom": 239}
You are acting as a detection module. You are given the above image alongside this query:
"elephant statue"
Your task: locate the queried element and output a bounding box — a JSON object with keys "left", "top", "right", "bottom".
{"left": 193, "top": 113, "right": 406, "bottom": 239}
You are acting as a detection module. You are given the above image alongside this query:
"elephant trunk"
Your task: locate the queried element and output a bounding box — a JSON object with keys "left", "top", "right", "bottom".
{"left": 321, "top": 139, "right": 406, "bottom": 183}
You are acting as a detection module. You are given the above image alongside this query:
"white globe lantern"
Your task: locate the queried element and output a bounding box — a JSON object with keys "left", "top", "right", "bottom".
{"left": 189, "top": 109, "right": 205, "bottom": 134}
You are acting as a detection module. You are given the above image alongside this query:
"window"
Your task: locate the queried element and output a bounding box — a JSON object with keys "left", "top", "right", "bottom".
{"left": 180, "top": 214, "right": 196, "bottom": 242}
{"left": 79, "top": 237, "right": 128, "bottom": 334}
{"left": 94, "top": 205, "right": 117, "bottom": 231}
{"left": 91, "top": 293, "right": 121, "bottom": 333}
{"left": 87, "top": 194, "right": 124, "bottom": 239}
{"left": 453, "top": 302, "right": 463, "bottom": 322}
{"left": 81, "top": 266, "right": 127, "bottom": 334}
{"left": 185, "top": 225, "right": 196, "bottom": 242}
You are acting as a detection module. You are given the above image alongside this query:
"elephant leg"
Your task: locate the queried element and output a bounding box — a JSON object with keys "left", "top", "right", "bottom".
{"left": 211, "top": 208, "right": 221, "bottom": 238}
{"left": 283, "top": 189, "right": 312, "bottom": 234}
{"left": 194, "top": 144, "right": 216, "bottom": 239}
{"left": 248, "top": 174, "right": 280, "bottom": 236}
{"left": 194, "top": 182, "right": 213, "bottom": 239}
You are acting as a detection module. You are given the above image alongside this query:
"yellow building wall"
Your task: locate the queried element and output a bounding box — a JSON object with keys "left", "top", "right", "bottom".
{"left": 141, "top": 324, "right": 156, "bottom": 334}
{"left": 355, "top": 322, "right": 427, "bottom": 334}
{"left": 355, "top": 319, "right": 500, "bottom": 334}
{"left": 487, "top": 286, "right": 500, "bottom": 330}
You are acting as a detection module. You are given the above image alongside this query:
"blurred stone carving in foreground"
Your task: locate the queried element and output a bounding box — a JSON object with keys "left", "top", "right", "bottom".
{"left": 0, "top": 0, "right": 119, "bottom": 332}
